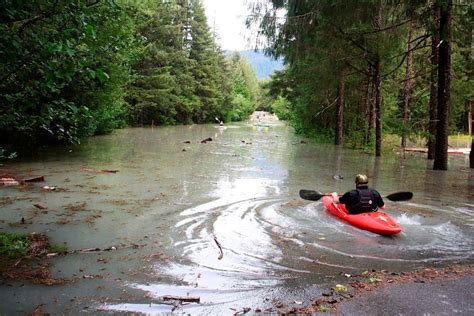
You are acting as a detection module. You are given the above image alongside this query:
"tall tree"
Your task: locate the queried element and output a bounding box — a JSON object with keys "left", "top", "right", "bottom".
{"left": 401, "top": 22, "right": 414, "bottom": 148}
{"left": 427, "top": 2, "right": 440, "bottom": 159}
{"left": 226, "top": 52, "right": 260, "bottom": 121}
{"left": 433, "top": 0, "right": 453, "bottom": 170}
{"left": 188, "top": 0, "right": 226, "bottom": 123}
{"left": 126, "top": 1, "right": 197, "bottom": 125}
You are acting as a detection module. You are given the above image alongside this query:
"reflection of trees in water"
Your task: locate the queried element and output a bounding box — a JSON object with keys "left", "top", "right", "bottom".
{"left": 424, "top": 163, "right": 445, "bottom": 202}
{"left": 469, "top": 170, "right": 474, "bottom": 201}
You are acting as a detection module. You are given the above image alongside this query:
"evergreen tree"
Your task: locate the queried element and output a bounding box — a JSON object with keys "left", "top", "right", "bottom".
{"left": 126, "top": 1, "right": 197, "bottom": 125}
{"left": 188, "top": 0, "right": 226, "bottom": 123}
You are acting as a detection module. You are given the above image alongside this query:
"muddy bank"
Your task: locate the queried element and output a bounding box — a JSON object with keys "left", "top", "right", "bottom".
{"left": 0, "top": 233, "right": 67, "bottom": 286}
{"left": 286, "top": 264, "right": 474, "bottom": 314}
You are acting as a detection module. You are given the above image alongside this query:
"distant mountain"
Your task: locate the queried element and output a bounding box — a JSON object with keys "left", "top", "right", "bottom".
{"left": 237, "top": 50, "right": 284, "bottom": 80}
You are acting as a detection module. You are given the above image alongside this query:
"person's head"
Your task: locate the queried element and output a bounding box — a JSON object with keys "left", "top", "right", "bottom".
{"left": 355, "top": 174, "right": 368, "bottom": 186}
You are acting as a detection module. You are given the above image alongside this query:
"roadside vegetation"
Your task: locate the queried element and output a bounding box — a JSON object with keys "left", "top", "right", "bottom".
{"left": 251, "top": 0, "right": 473, "bottom": 170}
{"left": 0, "top": 0, "right": 261, "bottom": 157}
{"left": 0, "top": 232, "right": 30, "bottom": 257}
{"left": 0, "top": 232, "right": 68, "bottom": 285}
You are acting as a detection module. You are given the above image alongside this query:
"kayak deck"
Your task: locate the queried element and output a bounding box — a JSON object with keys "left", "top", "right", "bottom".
{"left": 322, "top": 196, "right": 401, "bottom": 236}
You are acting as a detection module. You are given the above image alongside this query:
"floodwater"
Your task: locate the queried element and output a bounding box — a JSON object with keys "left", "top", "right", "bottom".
{"left": 1, "top": 114, "right": 473, "bottom": 314}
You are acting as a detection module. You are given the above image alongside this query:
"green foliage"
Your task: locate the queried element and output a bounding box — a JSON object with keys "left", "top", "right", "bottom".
{"left": 225, "top": 52, "right": 261, "bottom": 121}
{"left": 0, "top": 232, "right": 29, "bottom": 258}
{"left": 0, "top": 0, "right": 264, "bottom": 156}
{"left": 249, "top": 0, "right": 472, "bottom": 149}
{"left": 271, "top": 96, "right": 291, "bottom": 121}
{"left": 125, "top": 0, "right": 237, "bottom": 126}
{"left": 1, "top": 0, "right": 137, "bottom": 153}
{"left": 319, "top": 305, "right": 329, "bottom": 312}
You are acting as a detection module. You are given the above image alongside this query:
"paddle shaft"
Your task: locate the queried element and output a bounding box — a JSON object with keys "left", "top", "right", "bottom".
{"left": 299, "top": 189, "right": 413, "bottom": 202}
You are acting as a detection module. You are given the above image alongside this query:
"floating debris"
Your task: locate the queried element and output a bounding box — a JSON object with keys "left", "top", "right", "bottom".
{"left": 23, "top": 176, "right": 45, "bottom": 183}
{"left": 200, "top": 137, "right": 213, "bottom": 144}
{"left": 162, "top": 295, "right": 200, "bottom": 303}
{"left": 80, "top": 167, "right": 119, "bottom": 173}
{"left": 0, "top": 177, "right": 20, "bottom": 186}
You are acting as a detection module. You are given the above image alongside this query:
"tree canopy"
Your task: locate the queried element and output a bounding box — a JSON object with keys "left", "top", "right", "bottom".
{"left": 249, "top": 0, "right": 473, "bottom": 169}
{"left": 0, "top": 0, "right": 261, "bottom": 156}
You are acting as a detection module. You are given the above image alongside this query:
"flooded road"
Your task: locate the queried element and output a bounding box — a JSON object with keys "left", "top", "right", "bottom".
{"left": 1, "top": 115, "right": 473, "bottom": 314}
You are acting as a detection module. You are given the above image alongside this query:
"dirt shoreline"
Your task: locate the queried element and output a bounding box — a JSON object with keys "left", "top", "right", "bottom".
{"left": 277, "top": 264, "right": 474, "bottom": 314}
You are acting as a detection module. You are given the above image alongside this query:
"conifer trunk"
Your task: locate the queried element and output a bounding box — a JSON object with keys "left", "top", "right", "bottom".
{"left": 335, "top": 74, "right": 345, "bottom": 146}
{"left": 363, "top": 70, "right": 374, "bottom": 145}
{"left": 374, "top": 2, "right": 384, "bottom": 157}
{"left": 401, "top": 23, "right": 414, "bottom": 148}
{"left": 375, "top": 59, "right": 382, "bottom": 157}
{"left": 433, "top": 0, "right": 452, "bottom": 170}
{"left": 428, "top": 2, "right": 440, "bottom": 160}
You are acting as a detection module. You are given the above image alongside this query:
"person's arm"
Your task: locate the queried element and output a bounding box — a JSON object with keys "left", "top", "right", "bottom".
{"left": 331, "top": 192, "right": 340, "bottom": 203}
{"left": 373, "top": 190, "right": 385, "bottom": 209}
{"left": 338, "top": 192, "right": 352, "bottom": 205}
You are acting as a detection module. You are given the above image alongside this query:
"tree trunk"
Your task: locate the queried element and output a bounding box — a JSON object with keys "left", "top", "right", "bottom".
{"left": 335, "top": 74, "right": 345, "bottom": 146}
{"left": 428, "top": 2, "right": 440, "bottom": 160}
{"left": 364, "top": 73, "right": 375, "bottom": 146}
{"left": 374, "top": 59, "right": 382, "bottom": 157}
{"left": 433, "top": 0, "right": 452, "bottom": 171}
{"left": 373, "top": 2, "right": 384, "bottom": 157}
{"left": 401, "top": 23, "right": 414, "bottom": 148}
{"left": 468, "top": 103, "right": 472, "bottom": 136}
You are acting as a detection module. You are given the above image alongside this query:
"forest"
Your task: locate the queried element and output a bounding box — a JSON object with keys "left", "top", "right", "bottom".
{"left": 1, "top": 0, "right": 261, "bottom": 156}
{"left": 1, "top": 0, "right": 473, "bottom": 171}
{"left": 250, "top": 0, "right": 472, "bottom": 170}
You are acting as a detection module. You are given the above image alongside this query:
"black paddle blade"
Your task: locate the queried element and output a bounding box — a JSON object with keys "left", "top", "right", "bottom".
{"left": 299, "top": 190, "right": 325, "bottom": 201}
{"left": 385, "top": 191, "right": 413, "bottom": 202}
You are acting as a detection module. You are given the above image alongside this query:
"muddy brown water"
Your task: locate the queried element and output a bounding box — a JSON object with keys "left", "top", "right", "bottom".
{"left": 1, "top": 117, "right": 473, "bottom": 314}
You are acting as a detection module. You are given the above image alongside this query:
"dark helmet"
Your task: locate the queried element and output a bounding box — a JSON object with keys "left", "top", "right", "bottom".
{"left": 355, "top": 174, "right": 368, "bottom": 185}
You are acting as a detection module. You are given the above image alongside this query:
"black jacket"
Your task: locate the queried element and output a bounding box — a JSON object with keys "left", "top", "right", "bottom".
{"left": 339, "top": 185, "right": 384, "bottom": 214}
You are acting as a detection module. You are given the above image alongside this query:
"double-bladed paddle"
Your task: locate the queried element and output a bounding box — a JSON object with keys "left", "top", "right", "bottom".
{"left": 299, "top": 190, "right": 413, "bottom": 202}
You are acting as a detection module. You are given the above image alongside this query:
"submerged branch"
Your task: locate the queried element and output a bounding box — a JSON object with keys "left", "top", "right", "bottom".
{"left": 213, "top": 235, "right": 224, "bottom": 260}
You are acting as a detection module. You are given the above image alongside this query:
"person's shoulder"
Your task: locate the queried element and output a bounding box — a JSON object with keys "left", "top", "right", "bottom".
{"left": 343, "top": 190, "right": 358, "bottom": 198}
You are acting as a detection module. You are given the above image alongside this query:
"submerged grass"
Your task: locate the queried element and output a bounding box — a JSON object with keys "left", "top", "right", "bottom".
{"left": 0, "top": 232, "right": 69, "bottom": 285}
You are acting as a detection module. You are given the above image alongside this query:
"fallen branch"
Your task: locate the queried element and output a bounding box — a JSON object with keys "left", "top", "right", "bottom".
{"left": 23, "top": 176, "right": 45, "bottom": 183}
{"left": 162, "top": 295, "right": 200, "bottom": 303}
{"left": 80, "top": 167, "right": 119, "bottom": 174}
{"left": 213, "top": 235, "right": 224, "bottom": 260}
{"left": 200, "top": 137, "right": 213, "bottom": 144}
{"left": 66, "top": 243, "right": 145, "bottom": 255}
{"left": 33, "top": 203, "right": 47, "bottom": 210}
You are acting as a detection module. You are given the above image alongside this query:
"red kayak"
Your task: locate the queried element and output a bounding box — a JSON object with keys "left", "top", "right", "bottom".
{"left": 322, "top": 195, "right": 401, "bottom": 236}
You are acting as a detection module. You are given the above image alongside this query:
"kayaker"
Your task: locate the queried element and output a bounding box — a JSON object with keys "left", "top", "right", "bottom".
{"left": 331, "top": 174, "right": 384, "bottom": 214}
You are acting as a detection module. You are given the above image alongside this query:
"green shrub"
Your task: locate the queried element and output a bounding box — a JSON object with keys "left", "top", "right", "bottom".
{"left": 0, "top": 232, "right": 30, "bottom": 258}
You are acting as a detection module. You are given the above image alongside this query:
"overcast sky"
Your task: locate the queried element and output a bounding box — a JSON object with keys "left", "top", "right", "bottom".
{"left": 202, "top": 0, "right": 251, "bottom": 51}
